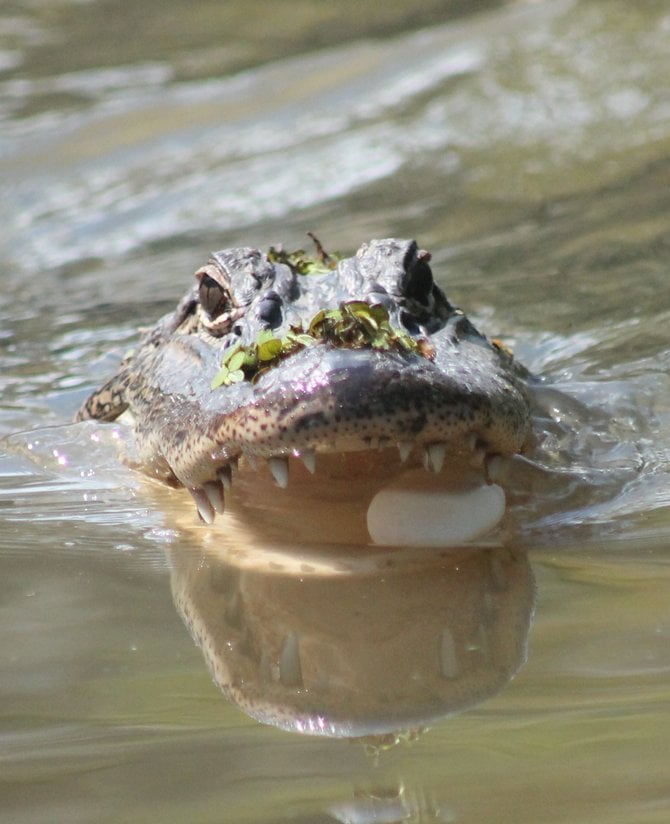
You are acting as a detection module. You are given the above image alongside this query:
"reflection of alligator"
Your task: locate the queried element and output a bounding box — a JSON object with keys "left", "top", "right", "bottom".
{"left": 169, "top": 543, "right": 534, "bottom": 737}
{"left": 76, "top": 239, "right": 532, "bottom": 545}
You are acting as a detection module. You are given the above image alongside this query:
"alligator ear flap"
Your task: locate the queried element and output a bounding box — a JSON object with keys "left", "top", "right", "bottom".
{"left": 195, "top": 263, "right": 232, "bottom": 320}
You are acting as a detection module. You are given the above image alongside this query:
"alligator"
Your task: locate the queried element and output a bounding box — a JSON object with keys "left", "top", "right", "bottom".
{"left": 76, "top": 238, "right": 532, "bottom": 545}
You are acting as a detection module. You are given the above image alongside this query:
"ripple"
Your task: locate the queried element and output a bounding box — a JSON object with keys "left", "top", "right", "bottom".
{"left": 7, "top": 0, "right": 670, "bottom": 275}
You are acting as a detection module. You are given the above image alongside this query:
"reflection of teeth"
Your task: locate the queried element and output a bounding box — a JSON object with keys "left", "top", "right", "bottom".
{"left": 476, "top": 623, "right": 490, "bottom": 661}
{"left": 423, "top": 442, "right": 446, "bottom": 473}
{"left": 440, "top": 627, "right": 459, "bottom": 678}
{"left": 190, "top": 487, "right": 216, "bottom": 524}
{"left": 397, "top": 441, "right": 413, "bottom": 463}
{"left": 268, "top": 456, "right": 289, "bottom": 488}
{"left": 203, "top": 480, "right": 225, "bottom": 514}
{"left": 217, "top": 464, "right": 233, "bottom": 489}
{"left": 489, "top": 554, "right": 508, "bottom": 591}
{"left": 279, "top": 632, "right": 303, "bottom": 687}
{"left": 299, "top": 449, "right": 316, "bottom": 474}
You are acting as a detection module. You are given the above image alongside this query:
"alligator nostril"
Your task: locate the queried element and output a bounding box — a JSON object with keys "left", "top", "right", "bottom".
{"left": 403, "top": 252, "right": 434, "bottom": 304}
{"left": 257, "top": 291, "right": 283, "bottom": 328}
{"left": 365, "top": 284, "right": 393, "bottom": 312}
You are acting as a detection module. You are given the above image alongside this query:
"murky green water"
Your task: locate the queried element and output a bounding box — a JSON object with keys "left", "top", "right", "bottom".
{"left": 1, "top": 1, "right": 669, "bottom": 821}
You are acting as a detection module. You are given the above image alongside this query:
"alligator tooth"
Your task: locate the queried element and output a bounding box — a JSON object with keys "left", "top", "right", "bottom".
{"left": 203, "top": 480, "right": 225, "bottom": 514}
{"left": 268, "top": 456, "right": 289, "bottom": 489}
{"left": 467, "top": 435, "right": 486, "bottom": 468}
{"left": 299, "top": 449, "right": 316, "bottom": 474}
{"left": 217, "top": 465, "right": 233, "bottom": 490}
{"left": 485, "top": 455, "right": 512, "bottom": 484}
{"left": 423, "top": 442, "right": 446, "bottom": 473}
{"left": 397, "top": 441, "right": 413, "bottom": 463}
{"left": 279, "top": 631, "right": 303, "bottom": 687}
{"left": 190, "top": 487, "right": 216, "bottom": 524}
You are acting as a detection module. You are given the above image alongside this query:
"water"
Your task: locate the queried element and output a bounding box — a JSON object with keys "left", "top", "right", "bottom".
{"left": 1, "top": 0, "right": 669, "bottom": 821}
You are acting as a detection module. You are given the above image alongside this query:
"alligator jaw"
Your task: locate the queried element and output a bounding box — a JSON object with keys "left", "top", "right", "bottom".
{"left": 136, "top": 344, "right": 530, "bottom": 545}
{"left": 183, "top": 440, "right": 510, "bottom": 546}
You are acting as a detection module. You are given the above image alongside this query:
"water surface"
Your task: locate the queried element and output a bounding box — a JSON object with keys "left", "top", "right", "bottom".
{"left": 1, "top": 1, "right": 669, "bottom": 822}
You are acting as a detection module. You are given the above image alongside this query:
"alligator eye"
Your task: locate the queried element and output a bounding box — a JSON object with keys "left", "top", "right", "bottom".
{"left": 403, "top": 250, "right": 433, "bottom": 304}
{"left": 199, "top": 273, "right": 231, "bottom": 319}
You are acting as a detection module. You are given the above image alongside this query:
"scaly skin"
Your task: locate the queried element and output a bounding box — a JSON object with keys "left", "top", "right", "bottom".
{"left": 76, "top": 238, "right": 532, "bottom": 524}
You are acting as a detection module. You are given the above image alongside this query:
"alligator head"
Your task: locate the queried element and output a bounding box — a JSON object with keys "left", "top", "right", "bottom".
{"left": 76, "top": 238, "right": 532, "bottom": 545}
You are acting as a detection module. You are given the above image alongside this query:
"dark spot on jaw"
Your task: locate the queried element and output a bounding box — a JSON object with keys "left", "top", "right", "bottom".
{"left": 408, "top": 413, "right": 427, "bottom": 433}
{"left": 294, "top": 411, "right": 329, "bottom": 432}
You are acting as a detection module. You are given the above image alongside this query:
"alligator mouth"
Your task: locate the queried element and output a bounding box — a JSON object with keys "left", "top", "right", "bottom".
{"left": 152, "top": 346, "right": 530, "bottom": 546}
{"left": 203, "top": 441, "right": 507, "bottom": 547}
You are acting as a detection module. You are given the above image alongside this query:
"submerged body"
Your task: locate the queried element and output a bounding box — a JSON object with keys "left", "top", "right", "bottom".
{"left": 77, "top": 238, "right": 532, "bottom": 543}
